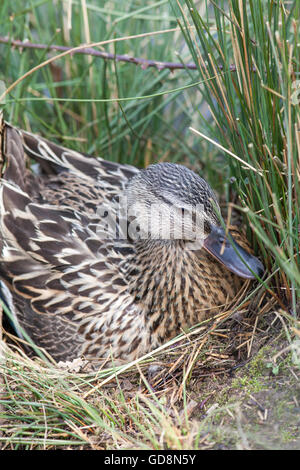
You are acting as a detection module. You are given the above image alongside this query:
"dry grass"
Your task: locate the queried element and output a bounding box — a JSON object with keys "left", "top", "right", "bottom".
{"left": 2, "top": 288, "right": 297, "bottom": 450}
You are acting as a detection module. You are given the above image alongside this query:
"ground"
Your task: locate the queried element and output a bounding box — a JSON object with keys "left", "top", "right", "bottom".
{"left": 109, "top": 309, "right": 300, "bottom": 450}
{"left": 0, "top": 306, "right": 299, "bottom": 450}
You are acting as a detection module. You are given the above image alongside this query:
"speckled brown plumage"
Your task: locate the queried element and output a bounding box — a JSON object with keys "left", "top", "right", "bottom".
{"left": 0, "top": 118, "right": 262, "bottom": 364}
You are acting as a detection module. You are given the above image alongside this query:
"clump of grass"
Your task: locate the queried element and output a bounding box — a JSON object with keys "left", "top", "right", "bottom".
{"left": 0, "top": 0, "right": 204, "bottom": 167}
{"left": 172, "top": 0, "right": 299, "bottom": 315}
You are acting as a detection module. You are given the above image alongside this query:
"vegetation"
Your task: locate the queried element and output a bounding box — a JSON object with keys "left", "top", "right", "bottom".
{"left": 0, "top": 0, "right": 299, "bottom": 450}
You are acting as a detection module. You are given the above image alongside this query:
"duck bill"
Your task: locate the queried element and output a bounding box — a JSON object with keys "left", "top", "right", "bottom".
{"left": 203, "top": 226, "right": 264, "bottom": 279}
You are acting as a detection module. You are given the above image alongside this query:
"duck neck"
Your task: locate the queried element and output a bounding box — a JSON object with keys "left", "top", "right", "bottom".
{"left": 124, "top": 238, "right": 199, "bottom": 339}
{"left": 126, "top": 238, "right": 185, "bottom": 298}
{"left": 124, "top": 237, "right": 240, "bottom": 343}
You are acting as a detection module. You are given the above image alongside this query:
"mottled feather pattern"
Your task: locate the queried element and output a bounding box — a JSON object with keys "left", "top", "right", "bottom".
{"left": 0, "top": 121, "right": 251, "bottom": 364}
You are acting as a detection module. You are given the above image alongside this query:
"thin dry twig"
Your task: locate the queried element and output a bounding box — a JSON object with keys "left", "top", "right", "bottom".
{"left": 0, "top": 36, "right": 256, "bottom": 74}
{"left": 0, "top": 27, "right": 182, "bottom": 102}
{"left": 0, "top": 35, "right": 197, "bottom": 71}
{"left": 189, "top": 126, "right": 263, "bottom": 175}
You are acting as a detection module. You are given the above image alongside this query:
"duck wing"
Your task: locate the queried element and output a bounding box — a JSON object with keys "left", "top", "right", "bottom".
{"left": 0, "top": 122, "right": 139, "bottom": 361}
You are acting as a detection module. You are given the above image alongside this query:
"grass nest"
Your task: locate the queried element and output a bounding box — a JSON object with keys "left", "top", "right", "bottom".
{"left": 2, "top": 287, "right": 299, "bottom": 450}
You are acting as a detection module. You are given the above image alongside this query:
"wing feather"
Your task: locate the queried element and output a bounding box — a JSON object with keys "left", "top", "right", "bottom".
{"left": 0, "top": 121, "right": 140, "bottom": 360}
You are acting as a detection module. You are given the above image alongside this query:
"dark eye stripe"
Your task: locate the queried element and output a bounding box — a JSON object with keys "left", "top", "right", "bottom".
{"left": 204, "top": 220, "right": 211, "bottom": 234}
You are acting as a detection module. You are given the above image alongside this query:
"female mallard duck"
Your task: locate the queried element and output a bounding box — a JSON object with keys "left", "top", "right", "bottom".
{"left": 0, "top": 119, "right": 263, "bottom": 364}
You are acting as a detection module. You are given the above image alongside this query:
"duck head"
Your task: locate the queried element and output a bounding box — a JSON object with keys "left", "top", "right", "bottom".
{"left": 125, "top": 162, "right": 264, "bottom": 280}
